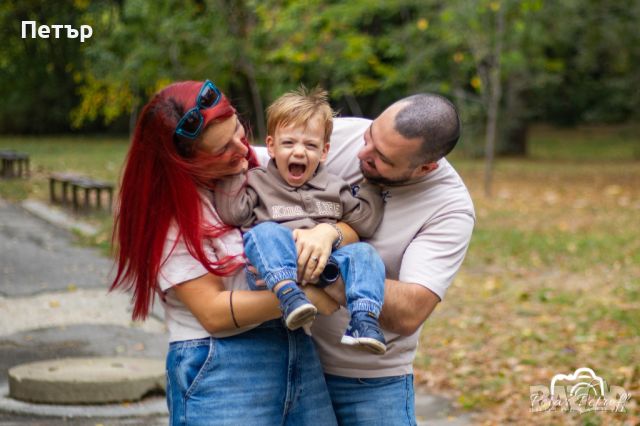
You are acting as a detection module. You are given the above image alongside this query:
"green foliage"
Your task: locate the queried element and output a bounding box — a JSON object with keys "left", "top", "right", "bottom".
{"left": 530, "top": 0, "right": 640, "bottom": 125}
{"left": 72, "top": 0, "right": 225, "bottom": 127}
{"left": 0, "top": 0, "right": 106, "bottom": 133}
{"left": 1, "top": 0, "right": 638, "bottom": 149}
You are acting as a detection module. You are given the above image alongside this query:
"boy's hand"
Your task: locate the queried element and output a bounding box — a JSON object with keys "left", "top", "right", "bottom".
{"left": 292, "top": 224, "right": 338, "bottom": 284}
{"left": 245, "top": 264, "right": 267, "bottom": 290}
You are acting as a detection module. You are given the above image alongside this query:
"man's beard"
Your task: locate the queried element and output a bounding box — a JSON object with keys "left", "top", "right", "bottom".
{"left": 360, "top": 163, "right": 413, "bottom": 186}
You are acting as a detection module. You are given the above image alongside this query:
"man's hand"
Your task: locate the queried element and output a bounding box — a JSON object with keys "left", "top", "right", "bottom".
{"left": 292, "top": 224, "right": 338, "bottom": 284}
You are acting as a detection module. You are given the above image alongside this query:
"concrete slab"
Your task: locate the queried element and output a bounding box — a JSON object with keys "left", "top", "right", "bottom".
{"left": 0, "top": 289, "right": 165, "bottom": 336}
{"left": 9, "top": 358, "right": 164, "bottom": 404}
{"left": 418, "top": 413, "right": 475, "bottom": 425}
{"left": 415, "top": 393, "right": 455, "bottom": 418}
{"left": 0, "top": 413, "right": 168, "bottom": 426}
{"left": 0, "top": 383, "right": 167, "bottom": 419}
{"left": 21, "top": 200, "right": 98, "bottom": 237}
{"left": 0, "top": 200, "right": 112, "bottom": 297}
{"left": 0, "top": 324, "right": 167, "bottom": 382}
{"left": 415, "top": 393, "right": 473, "bottom": 426}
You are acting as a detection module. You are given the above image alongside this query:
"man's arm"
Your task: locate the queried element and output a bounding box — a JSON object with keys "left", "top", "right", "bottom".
{"left": 324, "top": 211, "right": 474, "bottom": 336}
{"left": 323, "top": 278, "right": 439, "bottom": 336}
{"left": 378, "top": 280, "right": 440, "bottom": 335}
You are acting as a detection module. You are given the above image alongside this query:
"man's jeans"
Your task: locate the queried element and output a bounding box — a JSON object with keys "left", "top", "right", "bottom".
{"left": 325, "top": 374, "right": 417, "bottom": 425}
{"left": 166, "top": 320, "right": 337, "bottom": 425}
{"left": 243, "top": 221, "right": 385, "bottom": 316}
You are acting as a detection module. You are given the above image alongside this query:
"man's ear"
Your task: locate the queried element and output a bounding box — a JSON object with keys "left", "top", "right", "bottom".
{"left": 266, "top": 135, "right": 275, "bottom": 158}
{"left": 320, "top": 142, "right": 330, "bottom": 163}
{"left": 417, "top": 161, "right": 438, "bottom": 177}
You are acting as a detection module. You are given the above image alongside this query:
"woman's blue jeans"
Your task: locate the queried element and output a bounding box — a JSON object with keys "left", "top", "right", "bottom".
{"left": 243, "top": 222, "right": 385, "bottom": 316}
{"left": 166, "top": 320, "right": 337, "bottom": 425}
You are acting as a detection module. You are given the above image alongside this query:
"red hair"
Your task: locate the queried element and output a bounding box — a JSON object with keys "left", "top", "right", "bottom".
{"left": 110, "top": 81, "right": 259, "bottom": 320}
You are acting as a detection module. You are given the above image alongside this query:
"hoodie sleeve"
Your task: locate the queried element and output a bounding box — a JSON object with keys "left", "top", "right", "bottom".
{"left": 213, "top": 172, "right": 259, "bottom": 228}
{"left": 339, "top": 180, "right": 384, "bottom": 238}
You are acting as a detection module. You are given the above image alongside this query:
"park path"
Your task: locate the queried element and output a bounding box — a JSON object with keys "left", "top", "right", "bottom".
{"left": 0, "top": 197, "right": 471, "bottom": 425}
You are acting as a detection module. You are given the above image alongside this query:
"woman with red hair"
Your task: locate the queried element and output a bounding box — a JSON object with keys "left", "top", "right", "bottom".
{"left": 111, "top": 80, "right": 338, "bottom": 425}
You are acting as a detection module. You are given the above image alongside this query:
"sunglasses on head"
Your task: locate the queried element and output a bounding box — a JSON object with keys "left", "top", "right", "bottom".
{"left": 174, "top": 80, "right": 222, "bottom": 139}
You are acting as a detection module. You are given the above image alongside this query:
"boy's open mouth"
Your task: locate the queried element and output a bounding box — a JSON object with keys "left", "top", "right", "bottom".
{"left": 288, "top": 163, "right": 306, "bottom": 178}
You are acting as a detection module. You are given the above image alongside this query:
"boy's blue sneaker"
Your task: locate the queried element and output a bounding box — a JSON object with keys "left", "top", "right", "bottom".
{"left": 340, "top": 311, "right": 387, "bottom": 354}
{"left": 276, "top": 282, "right": 317, "bottom": 330}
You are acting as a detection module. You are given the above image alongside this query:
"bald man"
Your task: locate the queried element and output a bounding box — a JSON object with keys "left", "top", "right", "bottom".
{"left": 314, "top": 94, "right": 475, "bottom": 425}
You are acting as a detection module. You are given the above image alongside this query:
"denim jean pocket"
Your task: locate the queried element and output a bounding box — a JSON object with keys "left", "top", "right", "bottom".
{"left": 165, "top": 370, "right": 172, "bottom": 411}
{"left": 175, "top": 339, "right": 215, "bottom": 399}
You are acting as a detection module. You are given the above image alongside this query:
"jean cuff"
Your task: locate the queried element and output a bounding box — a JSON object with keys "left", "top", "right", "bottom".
{"left": 264, "top": 267, "right": 298, "bottom": 290}
{"left": 350, "top": 299, "right": 382, "bottom": 317}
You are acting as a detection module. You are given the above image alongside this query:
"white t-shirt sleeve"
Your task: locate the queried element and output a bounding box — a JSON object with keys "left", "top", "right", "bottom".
{"left": 253, "top": 146, "right": 270, "bottom": 167}
{"left": 398, "top": 211, "right": 475, "bottom": 300}
{"left": 157, "top": 227, "right": 217, "bottom": 292}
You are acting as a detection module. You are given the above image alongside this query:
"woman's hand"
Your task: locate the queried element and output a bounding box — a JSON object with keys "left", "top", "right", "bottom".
{"left": 293, "top": 223, "right": 338, "bottom": 284}
{"left": 301, "top": 285, "right": 339, "bottom": 315}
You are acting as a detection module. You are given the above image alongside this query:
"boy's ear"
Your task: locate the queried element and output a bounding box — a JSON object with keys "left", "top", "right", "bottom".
{"left": 320, "top": 142, "right": 330, "bottom": 162}
{"left": 266, "top": 135, "right": 275, "bottom": 158}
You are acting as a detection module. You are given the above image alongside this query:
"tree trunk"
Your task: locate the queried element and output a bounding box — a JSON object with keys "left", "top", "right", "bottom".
{"left": 483, "top": 5, "right": 505, "bottom": 197}
{"left": 129, "top": 92, "right": 139, "bottom": 137}
{"left": 500, "top": 75, "right": 529, "bottom": 156}
{"left": 245, "top": 65, "right": 266, "bottom": 142}
{"left": 226, "top": 0, "right": 266, "bottom": 141}
{"left": 502, "top": 121, "right": 528, "bottom": 156}
{"left": 484, "top": 90, "right": 499, "bottom": 197}
{"left": 345, "top": 94, "right": 363, "bottom": 117}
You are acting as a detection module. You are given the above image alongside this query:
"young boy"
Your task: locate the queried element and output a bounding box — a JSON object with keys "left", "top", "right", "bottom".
{"left": 215, "top": 87, "right": 387, "bottom": 354}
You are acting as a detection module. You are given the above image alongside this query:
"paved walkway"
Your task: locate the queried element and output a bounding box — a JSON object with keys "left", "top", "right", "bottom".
{"left": 0, "top": 198, "right": 472, "bottom": 425}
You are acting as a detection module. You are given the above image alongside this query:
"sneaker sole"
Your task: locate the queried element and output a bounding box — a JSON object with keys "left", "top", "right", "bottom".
{"left": 340, "top": 335, "right": 358, "bottom": 346}
{"left": 285, "top": 304, "right": 317, "bottom": 330}
{"left": 340, "top": 336, "right": 386, "bottom": 355}
{"left": 357, "top": 337, "right": 387, "bottom": 355}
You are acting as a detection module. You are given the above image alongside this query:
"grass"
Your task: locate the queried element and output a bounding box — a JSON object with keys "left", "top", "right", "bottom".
{"left": 1, "top": 125, "right": 639, "bottom": 425}
{"left": 0, "top": 135, "right": 129, "bottom": 252}
{"left": 454, "top": 123, "right": 640, "bottom": 161}
{"left": 528, "top": 124, "right": 640, "bottom": 161}
{"left": 0, "top": 135, "right": 128, "bottom": 199}
{"left": 417, "top": 128, "right": 640, "bottom": 424}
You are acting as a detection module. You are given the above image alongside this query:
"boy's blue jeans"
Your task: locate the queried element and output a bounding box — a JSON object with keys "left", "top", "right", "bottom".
{"left": 243, "top": 221, "right": 385, "bottom": 317}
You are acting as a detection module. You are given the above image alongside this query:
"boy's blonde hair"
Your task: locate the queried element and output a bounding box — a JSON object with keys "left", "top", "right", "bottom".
{"left": 267, "top": 86, "right": 334, "bottom": 143}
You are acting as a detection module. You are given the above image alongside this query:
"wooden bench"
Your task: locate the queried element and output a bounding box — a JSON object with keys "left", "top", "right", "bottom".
{"left": 0, "top": 150, "right": 30, "bottom": 178}
{"left": 49, "top": 172, "right": 114, "bottom": 213}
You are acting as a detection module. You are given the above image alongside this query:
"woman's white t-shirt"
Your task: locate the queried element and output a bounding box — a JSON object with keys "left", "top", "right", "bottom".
{"left": 157, "top": 191, "right": 255, "bottom": 342}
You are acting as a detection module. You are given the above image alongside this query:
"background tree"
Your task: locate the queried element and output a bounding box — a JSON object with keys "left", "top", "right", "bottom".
{"left": 1, "top": 0, "right": 638, "bottom": 156}
{"left": 0, "top": 0, "right": 110, "bottom": 133}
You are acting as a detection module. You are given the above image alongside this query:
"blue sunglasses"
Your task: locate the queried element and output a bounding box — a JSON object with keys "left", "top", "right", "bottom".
{"left": 174, "top": 80, "right": 222, "bottom": 139}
